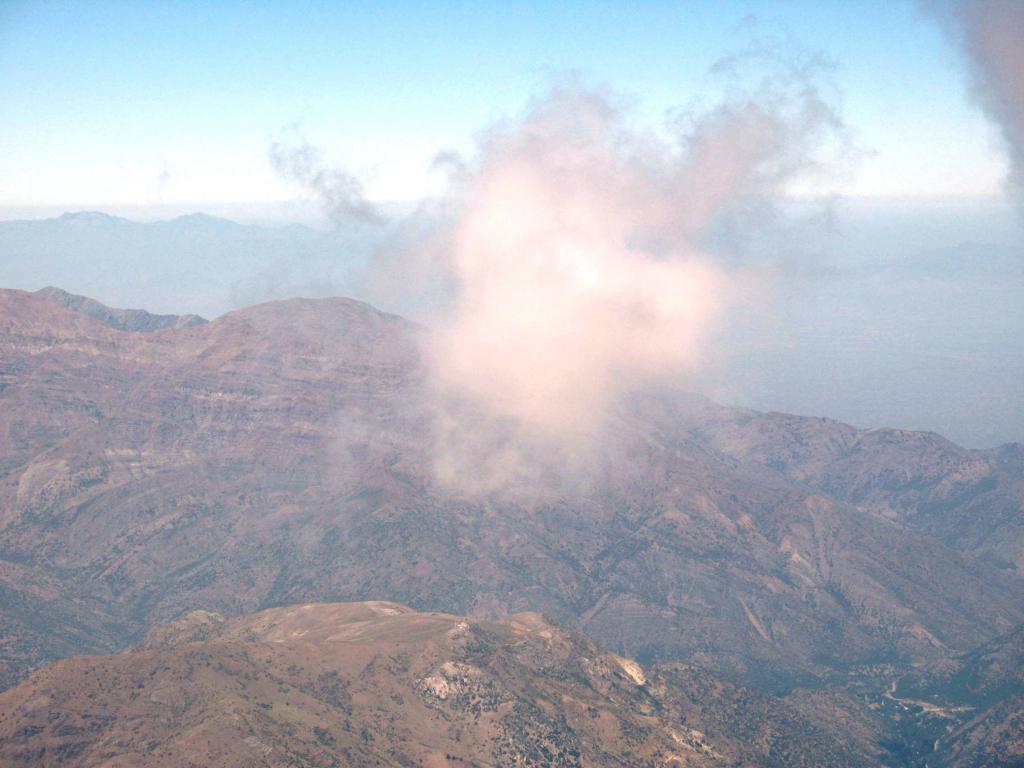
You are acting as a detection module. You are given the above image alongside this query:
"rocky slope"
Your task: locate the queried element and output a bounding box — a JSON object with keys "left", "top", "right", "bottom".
{"left": 686, "top": 406, "right": 1024, "bottom": 572}
{"left": 0, "top": 601, "right": 881, "bottom": 767}
{"left": 0, "top": 287, "right": 1020, "bottom": 711}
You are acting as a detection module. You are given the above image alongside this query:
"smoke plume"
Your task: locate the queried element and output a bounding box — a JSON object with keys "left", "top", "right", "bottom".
{"left": 930, "top": 0, "right": 1024, "bottom": 192}
{"left": 274, "top": 51, "right": 849, "bottom": 493}
{"left": 270, "top": 128, "right": 384, "bottom": 226}
{"left": 426, "top": 71, "right": 844, "bottom": 446}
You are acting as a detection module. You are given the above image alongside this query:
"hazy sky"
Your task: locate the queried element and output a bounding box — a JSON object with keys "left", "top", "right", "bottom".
{"left": 1, "top": 1, "right": 1022, "bottom": 448}
{"left": 0, "top": 0, "right": 1011, "bottom": 210}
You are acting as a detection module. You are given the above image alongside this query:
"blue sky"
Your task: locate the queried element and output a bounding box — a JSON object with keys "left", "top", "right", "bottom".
{"left": 0, "top": 0, "right": 1009, "bottom": 210}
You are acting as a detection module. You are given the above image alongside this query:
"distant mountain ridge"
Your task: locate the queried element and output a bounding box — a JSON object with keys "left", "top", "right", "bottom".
{"left": 56, "top": 210, "right": 131, "bottom": 225}
{"left": 35, "top": 286, "right": 207, "bottom": 332}
{"left": 0, "top": 210, "right": 377, "bottom": 320}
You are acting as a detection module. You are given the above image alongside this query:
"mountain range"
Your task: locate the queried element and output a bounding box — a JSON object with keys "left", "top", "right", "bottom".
{"left": 0, "top": 211, "right": 377, "bottom": 320}
{"left": 0, "top": 286, "right": 1021, "bottom": 765}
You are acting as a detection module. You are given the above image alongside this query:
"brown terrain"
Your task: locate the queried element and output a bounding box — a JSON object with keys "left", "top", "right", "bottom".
{"left": 0, "top": 601, "right": 882, "bottom": 767}
{"left": 0, "top": 286, "right": 1021, "bottom": 764}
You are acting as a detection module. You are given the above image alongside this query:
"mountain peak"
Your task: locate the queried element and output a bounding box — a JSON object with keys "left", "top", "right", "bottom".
{"left": 56, "top": 210, "right": 128, "bottom": 225}
{"left": 164, "top": 212, "right": 240, "bottom": 229}
{"left": 34, "top": 286, "right": 207, "bottom": 332}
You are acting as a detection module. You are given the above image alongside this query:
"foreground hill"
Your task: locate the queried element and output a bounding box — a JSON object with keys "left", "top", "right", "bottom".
{"left": 0, "top": 286, "right": 1021, "bottom": 740}
{"left": 0, "top": 601, "right": 880, "bottom": 767}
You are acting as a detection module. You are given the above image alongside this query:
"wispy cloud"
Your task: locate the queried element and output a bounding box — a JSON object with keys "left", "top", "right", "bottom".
{"left": 271, "top": 127, "right": 384, "bottom": 226}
